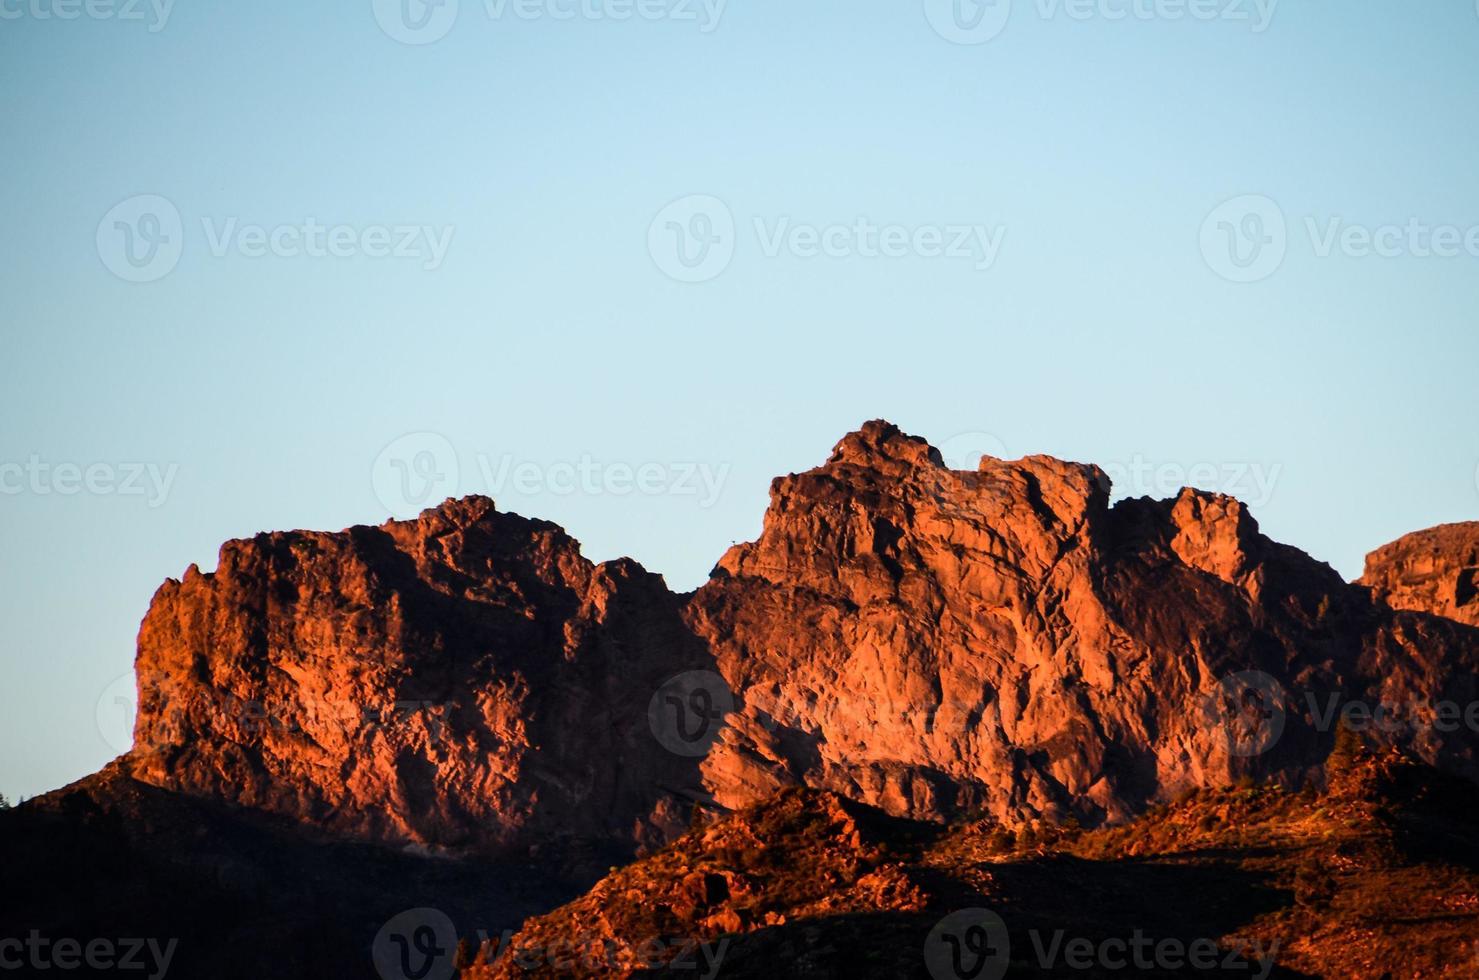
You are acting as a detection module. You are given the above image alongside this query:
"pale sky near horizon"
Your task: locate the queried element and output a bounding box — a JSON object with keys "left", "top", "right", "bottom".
{"left": 2, "top": 0, "right": 1477, "bottom": 803}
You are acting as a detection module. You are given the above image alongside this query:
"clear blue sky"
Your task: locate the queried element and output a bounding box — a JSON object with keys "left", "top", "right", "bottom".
{"left": 3, "top": 0, "right": 1477, "bottom": 802}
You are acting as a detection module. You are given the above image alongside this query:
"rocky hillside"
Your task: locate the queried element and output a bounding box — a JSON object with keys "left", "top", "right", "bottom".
{"left": 459, "top": 748, "right": 1479, "bottom": 978}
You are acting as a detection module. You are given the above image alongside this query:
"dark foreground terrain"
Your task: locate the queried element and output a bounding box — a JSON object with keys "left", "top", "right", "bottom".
{"left": 461, "top": 749, "right": 1479, "bottom": 978}
{"left": 6, "top": 747, "right": 1477, "bottom": 977}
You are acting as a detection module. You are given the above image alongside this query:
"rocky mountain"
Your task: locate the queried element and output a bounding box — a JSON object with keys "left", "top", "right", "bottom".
{"left": 6, "top": 421, "right": 1478, "bottom": 979}
{"left": 103, "top": 423, "right": 1479, "bottom": 851}
{"left": 109, "top": 422, "right": 1479, "bottom": 857}
{"left": 684, "top": 422, "right": 1479, "bottom": 829}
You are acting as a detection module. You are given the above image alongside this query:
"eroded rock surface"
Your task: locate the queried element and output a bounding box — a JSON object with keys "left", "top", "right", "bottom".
{"left": 119, "top": 423, "right": 1479, "bottom": 853}
{"left": 683, "top": 422, "right": 1479, "bottom": 827}
{"left": 1359, "top": 522, "right": 1479, "bottom": 628}
{"left": 128, "top": 496, "right": 711, "bottom": 853}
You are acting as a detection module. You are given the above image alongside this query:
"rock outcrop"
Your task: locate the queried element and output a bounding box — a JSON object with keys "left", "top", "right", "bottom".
{"left": 128, "top": 495, "right": 712, "bottom": 853}
{"left": 115, "top": 423, "right": 1479, "bottom": 854}
{"left": 683, "top": 422, "right": 1479, "bottom": 828}
{"left": 1359, "top": 521, "right": 1479, "bottom": 628}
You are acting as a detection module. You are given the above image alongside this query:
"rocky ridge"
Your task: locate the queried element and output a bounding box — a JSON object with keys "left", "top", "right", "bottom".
{"left": 109, "top": 423, "right": 1479, "bottom": 851}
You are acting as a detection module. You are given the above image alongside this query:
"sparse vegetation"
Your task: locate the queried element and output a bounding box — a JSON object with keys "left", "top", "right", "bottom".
{"left": 1294, "top": 854, "right": 1338, "bottom": 910}
{"left": 464, "top": 751, "right": 1479, "bottom": 979}
{"left": 1327, "top": 717, "right": 1367, "bottom": 777}
{"left": 985, "top": 827, "right": 1015, "bottom": 853}
{"left": 454, "top": 937, "right": 478, "bottom": 970}
{"left": 1016, "top": 823, "right": 1039, "bottom": 851}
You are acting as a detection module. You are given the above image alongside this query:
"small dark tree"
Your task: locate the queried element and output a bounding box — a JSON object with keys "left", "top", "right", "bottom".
{"left": 1294, "top": 855, "right": 1337, "bottom": 910}
{"left": 1017, "top": 823, "right": 1039, "bottom": 851}
{"left": 1327, "top": 717, "right": 1367, "bottom": 777}
{"left": 986, "top": 827, "right": 1015, "bottom": 853}
{"left": 0, "top": 792, "right": 10, "bottom": 809}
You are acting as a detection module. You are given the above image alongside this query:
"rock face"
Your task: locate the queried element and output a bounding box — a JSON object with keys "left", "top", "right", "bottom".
{"left": 119, "top": 422, "right": 1479, "bottom": 853}
{"left": 684, "top": 422, "right": 1479, "bottom": 828}
{"left": 1359, "top": 522, "right": 1479, "bottom": 628}
{"left": 129, "top": 496, "right": 711, "bottom": 852}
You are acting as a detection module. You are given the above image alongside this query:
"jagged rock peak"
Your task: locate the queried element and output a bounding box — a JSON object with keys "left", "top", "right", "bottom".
{"left": 826, "top": 419, "right": 945, "bottom": 471}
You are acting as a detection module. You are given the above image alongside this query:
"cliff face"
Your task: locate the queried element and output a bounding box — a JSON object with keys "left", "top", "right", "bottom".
{"left": 683, "top": 422, "right": 1479, "bottom": 827}
{"left": 118, "top": 423, "right": 1479, "bottom": 852}
{"left": 1359, "top": 522, "right": 1479, "bottom": 628}
{"left": 128, "top": 496, "right": 711, "bottom": 852}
